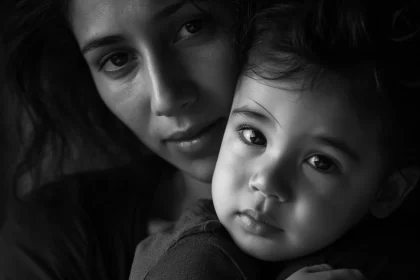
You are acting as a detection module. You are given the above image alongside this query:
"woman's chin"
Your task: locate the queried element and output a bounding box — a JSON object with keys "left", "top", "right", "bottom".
{"left": 182, "top": 155, "right": 219, "bottom": 184}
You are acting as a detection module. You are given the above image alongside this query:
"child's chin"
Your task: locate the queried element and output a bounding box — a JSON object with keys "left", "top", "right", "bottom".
{"left": 244, "top": 246, "right": 285, "bottom": 262}
{"left": 235, "top": 238, "right": 289, "bottom": 262}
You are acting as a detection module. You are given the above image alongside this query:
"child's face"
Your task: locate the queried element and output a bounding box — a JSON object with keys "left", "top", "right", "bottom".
{"left": 212, "top": 72, "right": 387, "bottom": 261}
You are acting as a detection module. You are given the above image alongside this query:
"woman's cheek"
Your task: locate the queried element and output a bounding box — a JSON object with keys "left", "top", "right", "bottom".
{"left": 190, "top": 37, "right": 238, "bottom": 98}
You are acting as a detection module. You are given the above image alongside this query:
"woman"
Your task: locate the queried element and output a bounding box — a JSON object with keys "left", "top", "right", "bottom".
{"left": 0, "top": 0, "right": 262, "bottom": 279}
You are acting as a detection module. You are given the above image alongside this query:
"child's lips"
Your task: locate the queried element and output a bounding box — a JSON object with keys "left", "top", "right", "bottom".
{"left": 241, "top": 209, "right": 281, "bottom": 229}
{"left": 237, "top": 209, "right": 283, "bottom": 236}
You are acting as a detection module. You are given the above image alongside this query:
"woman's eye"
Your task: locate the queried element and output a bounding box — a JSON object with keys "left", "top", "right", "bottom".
{"left": 101, "top": 52, "right": 135, "bottom": 73}
{"left": 239, "top": 128, "right": 267, "bottom": 146}
{"left": 175, "top": 19, "right": 206, "bottom": 42}
{"left": 307, "top": 155, "right": 336, "bottom": 172}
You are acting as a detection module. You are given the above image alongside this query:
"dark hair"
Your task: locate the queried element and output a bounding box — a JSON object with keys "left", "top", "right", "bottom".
{"left": 241, "top": 0, "right": 420, "bottom": 173}
{"left": 3, "top": 0, "right": 263, "bottom": 199}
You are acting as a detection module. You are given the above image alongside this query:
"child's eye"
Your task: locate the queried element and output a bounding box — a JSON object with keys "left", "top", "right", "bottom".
{"left": 307, "top": 155, "right": 337, "bottom": 172}
{"left": 237, "top": 126, "right": 267, "bottom": 146}
{"left": 174, "top": 19, "right": 208, "bottom": 42}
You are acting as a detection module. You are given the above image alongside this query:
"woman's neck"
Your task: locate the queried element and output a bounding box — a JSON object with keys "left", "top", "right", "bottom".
{"left": 178, "top": 170, "right": 212, "bottom": 211}
{"left": 151, "top": 169, "right": 212, "bottom": 221}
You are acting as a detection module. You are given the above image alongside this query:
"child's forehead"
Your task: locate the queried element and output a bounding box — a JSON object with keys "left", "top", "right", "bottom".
{"left": 235, "top": 68, "right": 380, "bottom": 116}
{"left": 234, "top": 71, "right": 341, "bottom": 104}
{"left": 233, "top": 71, "right": 386, "bottom": 140}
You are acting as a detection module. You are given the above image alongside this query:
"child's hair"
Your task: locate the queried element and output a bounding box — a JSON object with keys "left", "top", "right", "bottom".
{"left": 240, "top": 0, "right": 420, "bottom": 173}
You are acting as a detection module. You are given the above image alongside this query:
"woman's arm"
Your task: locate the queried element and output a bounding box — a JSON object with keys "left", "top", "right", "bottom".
{"left": 0, "top": 191, "right": 101, "bottom": 280}
{"left": 1, "top": 158, "right": 160, "bottom": 280}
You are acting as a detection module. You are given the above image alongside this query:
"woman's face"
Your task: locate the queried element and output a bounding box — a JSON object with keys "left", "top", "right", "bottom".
{"left": 70, "top": 0, "right": 238, "bottom": 182}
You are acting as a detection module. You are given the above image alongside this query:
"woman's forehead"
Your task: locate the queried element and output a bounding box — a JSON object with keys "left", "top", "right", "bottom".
{"left": 71, "top": 0, "right": 184, "bottom": 17}
{"left": 70, "top": 0, "right": 187, "bottom": 43}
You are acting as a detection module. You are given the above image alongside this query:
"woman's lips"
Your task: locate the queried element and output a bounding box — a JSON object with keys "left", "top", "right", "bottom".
{"left": 165, "top": 121, "right": 215, "bottom": 142}
{"left": 165, "top": 118, "right": 226, "bottom": 156}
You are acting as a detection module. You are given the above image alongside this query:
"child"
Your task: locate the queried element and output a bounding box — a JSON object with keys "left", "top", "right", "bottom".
{"left": 130, "top": 0, "right": 420, "bottom": 279}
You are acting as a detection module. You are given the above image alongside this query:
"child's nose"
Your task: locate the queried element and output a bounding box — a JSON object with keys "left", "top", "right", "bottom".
{"left": 247, "top": 158, "right": 292, "bottom": 202}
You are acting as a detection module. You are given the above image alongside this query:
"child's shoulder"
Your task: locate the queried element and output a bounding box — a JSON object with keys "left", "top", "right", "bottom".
{"left": 132, "top": 217, "right": 261, "bottom": 280}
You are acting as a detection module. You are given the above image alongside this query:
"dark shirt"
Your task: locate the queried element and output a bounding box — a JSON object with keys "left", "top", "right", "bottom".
{"left": 274, "top": 207, "right": 420, "bottom": 280}
{"left": 129, "top": 199, "right": 264, "bottom": 280}
{"left": 1, "top": 154, "right": 418, "bottom": 280}
{"left": 0, "top": 156, "right": 167, "bottom": 280}
{"left": 130, "top": 198, "right": 420, "bottom": 280}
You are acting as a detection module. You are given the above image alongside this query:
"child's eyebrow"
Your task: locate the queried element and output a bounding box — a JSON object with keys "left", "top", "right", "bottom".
{"left": 250, "top": 99, "right": 282, "bottom": 128}
{"left": 231, "top": 103, "right": 281, "bottom": 129}
{"left": 314, "top": 135, "right": 361, "bottom": 163}
{"left": 231, "top": 101, "right": 282, "bottom": 128}
{"left": 231, "top": 106, "right": 268, "bottom": 122}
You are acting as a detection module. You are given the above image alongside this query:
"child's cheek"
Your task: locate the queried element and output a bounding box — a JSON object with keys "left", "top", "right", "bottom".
{"left": 212, "top": 127, "right": 248, "bottom": 212}
{"left": 214, "top": 128, "right": 243, "bottom": 185}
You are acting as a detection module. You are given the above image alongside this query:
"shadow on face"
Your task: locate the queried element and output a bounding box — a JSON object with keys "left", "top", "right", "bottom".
{"left": 69, "top": 0, "right": 239, "bottom": 183}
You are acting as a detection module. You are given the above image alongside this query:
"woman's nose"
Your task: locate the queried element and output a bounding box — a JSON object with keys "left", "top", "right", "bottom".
{"left": 146, "top": 52, "right": 198, "bottom": 117}
{"left": 248, "top": 157, "right": 292, "bottom": 202}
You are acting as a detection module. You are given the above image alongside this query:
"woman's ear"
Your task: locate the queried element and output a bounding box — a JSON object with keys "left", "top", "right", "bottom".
{"left": 370, "top": 167, "right": 420, "bottom": 219}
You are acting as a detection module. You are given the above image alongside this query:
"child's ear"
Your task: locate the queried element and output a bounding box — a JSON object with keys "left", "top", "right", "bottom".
{"left": 370, "top": 167, "right": 420, "bottom": 219}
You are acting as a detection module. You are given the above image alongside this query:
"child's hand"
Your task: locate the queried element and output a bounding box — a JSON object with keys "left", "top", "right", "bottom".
{"left": 284, "top": 264, "right": 366, "bottom": 280}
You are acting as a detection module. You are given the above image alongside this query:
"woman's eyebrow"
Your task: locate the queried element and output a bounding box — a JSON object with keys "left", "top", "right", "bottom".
{"left": 81, "top": 35, "right": 124, "bottom": 55}
{"left": 81, "top": 1, "right": 187, "bottom": 55}
{"left": 153, "top": 0, "right": 186, "bottom": 21}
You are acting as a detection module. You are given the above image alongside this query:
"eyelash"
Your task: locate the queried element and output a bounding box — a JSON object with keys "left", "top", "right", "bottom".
{"left": 174, "top": 16, "right": 213, "bottom": 42}
{"left": 99, "top": 52, "right": 135, "bottom": 70}
{"left": 306, "top": 154, "right": 341, "bottom": 174}
{"left": 235, "top": 125, "right": 341, "bottom": 174}
{"left": 235, "top": 125, "right": 267, "bottom": 147}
